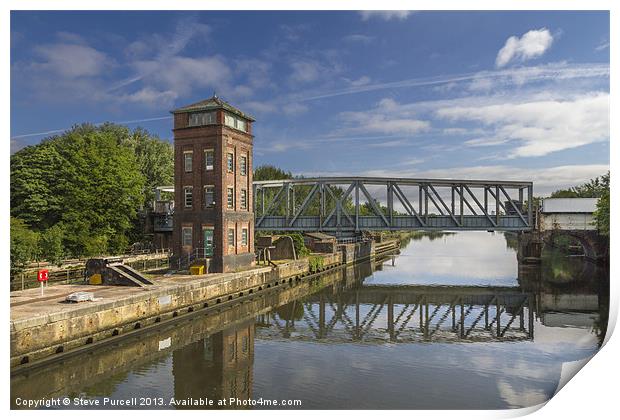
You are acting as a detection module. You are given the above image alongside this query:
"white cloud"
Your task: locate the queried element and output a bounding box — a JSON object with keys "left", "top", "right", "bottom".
{"left": 347, "top": 76, "right": 371, "bottom": 87}
{"left": 359, "top": 11, "right": 413, "bottom": 21}
{"left": 31, "top": 42, "right": 111, "bottom": 78}
{"left": 299, "top": 62, "right": 609, "bottom": 102}
{"left": 282, "top": 102, "right": 309, "bottom": 116}
{"left": 289, "top": 60, "right": 321, "bottom": 84}
{"left": 336, "top": 98, "right": 431, "bottom": 136}
{"left": 55, "top": 31, "right": 88, "bottom": 45}
{"left": 595, "top": 40, "right": 610, "bottom": 52}
{"left": 131, "top": 55, "right": 230, "bottom": 103}
{"left": 304, "top": 164, "right": 609, "bottom": 197}
{"left": 436, "top": 92, "right": 609, "bottom": 157}
{"left": 496, "top": 28, "right": 554, "bottom": 68}
{"left": 241, "top": 101, "right": 278, "bottom": 114}
{"left": 343, "top": 34, "right": 375, "bottom": 43}
{"left": 119, "top": 87, "right": 177, "bottom": 105}
{"left": 417, "top": 164, "right": 609, "bottom": 196}
{"left": 467, "top": 77, "right": 494, "bottom": 92}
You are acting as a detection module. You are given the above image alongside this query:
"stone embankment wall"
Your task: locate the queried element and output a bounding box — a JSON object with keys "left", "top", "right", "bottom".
{"left": 11, "top": 239, "right": 400, "bottom": 368}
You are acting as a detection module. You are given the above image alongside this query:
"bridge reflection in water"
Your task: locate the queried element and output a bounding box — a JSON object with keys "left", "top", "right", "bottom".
{"left": 10, "top": 252, "right": 606, "bottom": 409}
{"left": 259, "top": 285, "right": 534, "bottom": 343}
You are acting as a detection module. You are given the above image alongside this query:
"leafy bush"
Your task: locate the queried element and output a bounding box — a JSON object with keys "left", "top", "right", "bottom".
{"left": 10, "top": 217, "right": 39, "bottom": 276}
{"left": 308, "top": 255, "right": 325, "bottom": 272}
{"left": 288, "top": 233, "right": 310, "bottom": 257}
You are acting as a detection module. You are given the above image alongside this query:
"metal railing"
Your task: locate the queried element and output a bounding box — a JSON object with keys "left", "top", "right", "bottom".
{"left": 169, "top": 248, "right": 212, "bottom": 271}
{"left": 10, "top": 254, "right": 172, "bottom": 292}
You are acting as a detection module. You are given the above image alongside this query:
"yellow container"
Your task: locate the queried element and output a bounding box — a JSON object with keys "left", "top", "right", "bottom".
{"left": 89, "top": 273, "right": 102, "bottom": 285}
{"left": 190, "top": 265, "right": 205, "bottom": 275}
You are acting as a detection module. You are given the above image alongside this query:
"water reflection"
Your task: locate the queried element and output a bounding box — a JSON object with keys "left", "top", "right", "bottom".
{"left": 368, "top": 231, "right": 519, "bottom": 286}
{"left": 11, "top": 232, "right": 609, "bottom": 410}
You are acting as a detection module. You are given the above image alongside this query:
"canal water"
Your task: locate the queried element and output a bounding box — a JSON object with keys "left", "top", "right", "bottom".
{"left": 11, "top": 232, "right": 608, "bottom": 410}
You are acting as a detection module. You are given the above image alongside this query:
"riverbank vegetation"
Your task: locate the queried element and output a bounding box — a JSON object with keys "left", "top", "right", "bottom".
{"left": 10, "top": 124, "right": 173, "bottom": 273}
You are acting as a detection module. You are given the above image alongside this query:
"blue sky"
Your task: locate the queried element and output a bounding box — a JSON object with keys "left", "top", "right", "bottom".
{"left": 10, "top": 11, "right": 609, "bottom": 195}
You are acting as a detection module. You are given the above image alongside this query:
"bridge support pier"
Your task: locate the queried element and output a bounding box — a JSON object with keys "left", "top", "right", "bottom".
{"left": 517, "top": 232, "right": 543, "bottom": 264}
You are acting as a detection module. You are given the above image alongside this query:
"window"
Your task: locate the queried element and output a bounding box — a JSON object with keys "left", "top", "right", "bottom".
{"left": 227, "top": 153, "right": 234, "bottom": 172}
{"left": 204, "top": 185, "right": 215, "bottom": 208}
{"left": 182, "top": 227, "right": 192, "bottom": 247}
{"left": 240, "top": 189, "right": 247, "bottom": 209}
{"left": 184, "top": 186, "right": 193, "bottom": 208}
{"left": 228, "top": 228, "right": 235, "bottom": 247}
{"left": 224, "top": 112, "right": 248, "bottom": 132}
{"left": 189, "top": 111, "right": 216, "bottom": 127}
{"left": 204, "top": 149, "right": 214, "bottom": 170}
{"left": 224, "top": 113, "right": 235, "bottom": 128}
{"left": 227, "top": 187, "right": 234, "bottom": 209}
{"left": 241, "top": 228, "right": 248, "bottom": 246}
{"left": 240, "top": 155, "right": 247, "bottom": 176}
{"left": 183, "top": 151, "right": 193, "bottom": 172}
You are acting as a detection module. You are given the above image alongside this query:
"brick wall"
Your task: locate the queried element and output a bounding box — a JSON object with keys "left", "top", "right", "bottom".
{"left": 173, "top": 107, "right": 255, "bottom": 272}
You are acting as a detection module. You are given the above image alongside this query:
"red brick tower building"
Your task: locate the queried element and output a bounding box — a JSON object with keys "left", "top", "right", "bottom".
{"left": 171, "top": 96, "right": 255, "bottom": 272}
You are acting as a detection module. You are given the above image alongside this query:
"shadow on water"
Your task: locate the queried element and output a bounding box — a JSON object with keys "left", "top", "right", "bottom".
{"left": 11, "top": 232, "right": 609, "bottom": 409}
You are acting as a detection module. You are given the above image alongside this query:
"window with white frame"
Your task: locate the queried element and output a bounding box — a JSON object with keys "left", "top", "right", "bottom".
{"left": 224, "top": 112, "right": 248, "bottom": 132}
{"left": 227, "top": 187, "right": 234, "bottom": 209}
{"left": 240, "top": 155, "right": 247, "bottom": 176}
{"left": 241, "top": 228, "right": 248, "bottom": 246}
{"left": 224, "top": 113, "right": 235, "bottom": 128}
{"left": 227, "top": 153, "right": 234, "bottom": 172}
{"left": 204, "top": 149, "right": 214, "bottom": 170}
{"left": 240, "top": 189, "right": 247, "bottom": 210}
{"left": 204, "top": 185, "right": 215, "bottom": 208}
{"left": 184, "top": 186, "right": 193, "bottom": 208}
{"left": 188, "top": 111, "right": 216, "bottom": 127}
{"left": 228, "top": 228, "right": 235, "bottom": 247}
{"left": 182, "top": 227, "right": 192, "bottom": 247}
{"left": 183, "top": 150, "right": 193, "bottom": 172}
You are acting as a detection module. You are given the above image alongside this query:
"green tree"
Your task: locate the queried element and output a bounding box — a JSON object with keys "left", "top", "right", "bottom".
{"left": 254, "top": 165, "right": 292, "bottom": 181}
{"left": 10, "top": 217, "right": 40, "bottom": 276}
{"left": 551, "top": 172, "right": 610, "bottom": 198}
{"left": 594, "top": 188, "right": 610, "bottom": 236}
{"left": 121, "top": 126, "right": 174, "bottom": 207}
{"left": 10, "top": 123, "right": 150, "bottom": 258}
{"left": 10, "top": 142, "right": 66, "bottom": 229}
{"left": 39, "top": 224, "right": 66, "bottom": 265}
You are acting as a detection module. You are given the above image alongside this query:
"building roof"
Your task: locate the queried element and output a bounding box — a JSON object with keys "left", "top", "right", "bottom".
{"left": 171, "top": 95, "right": 255, "bottom": 121}
{"left": 541, "top": 198, "right": 598, "bottom": 214}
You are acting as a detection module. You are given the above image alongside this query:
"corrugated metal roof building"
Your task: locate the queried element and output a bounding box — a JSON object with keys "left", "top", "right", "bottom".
{"left": 541, "top": 198, "right": 598, "bottom": 214}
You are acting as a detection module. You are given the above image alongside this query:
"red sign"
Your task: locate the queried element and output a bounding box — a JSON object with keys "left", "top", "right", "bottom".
{"left": 37, "top": 269, "right": 49, "bottom": 282}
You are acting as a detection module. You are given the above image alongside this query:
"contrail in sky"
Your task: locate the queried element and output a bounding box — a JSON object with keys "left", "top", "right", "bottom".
{"left": 11, "top": 116, "right": 172, "bottom": 140}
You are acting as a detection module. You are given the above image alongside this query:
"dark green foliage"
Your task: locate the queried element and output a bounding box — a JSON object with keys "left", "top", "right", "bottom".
{"left": 121, "top": 126, "right": 174, "bottom": 207}
{"left": 594, "top": 188, "right": 610, "bottom": 236}
{"left": 254, "top": 165, "right": 292, "bottom": 181}
{"left": 287, "top": 233, "right": 309, "bottom": 257}
{"left": 10, "top": 123, "right": 170, "bottom": 262}
{"left": 10, "top": 218, "right": 39, "bottom": 276}
{"left": 10, "top": 142, "right": 66, "bottom": 229}
{"left": 39, "top": 224, "right": 65, "bottom": 266}
{"left": 551, "top": 172, "right": 609, "bottom": 199}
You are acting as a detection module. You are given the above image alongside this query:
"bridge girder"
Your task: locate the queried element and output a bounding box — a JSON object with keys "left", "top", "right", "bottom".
{"left": 253, "top": 177, "right": 534, "bottom": 233}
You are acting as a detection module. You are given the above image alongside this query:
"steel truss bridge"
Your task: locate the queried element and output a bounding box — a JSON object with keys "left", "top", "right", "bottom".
{"left": 256, "top": 285, "right": 535, "bottom": 343}
{"left": 253, "top": 177, "right": 534, "bottom": 233}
